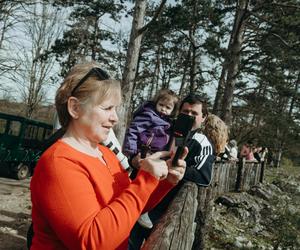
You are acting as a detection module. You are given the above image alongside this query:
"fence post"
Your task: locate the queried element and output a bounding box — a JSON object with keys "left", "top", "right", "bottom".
{"left": 235, "top": 157, "right": 245, "bottom": 192}
{"left": 143, "top": 182, "right": 198, "bottom": 250}
{"left": 259, "top": 160, "right": 265, "bottom": 183}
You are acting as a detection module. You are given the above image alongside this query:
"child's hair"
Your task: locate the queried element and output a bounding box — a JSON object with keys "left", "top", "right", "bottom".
{"left": 152, "top": 89, "right": 179, "bottom": 117}
{"left": 203, "top": 114, "right": 228, "bottom": 155}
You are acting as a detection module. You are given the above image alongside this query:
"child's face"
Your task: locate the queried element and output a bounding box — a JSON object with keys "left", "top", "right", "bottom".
{"left": 156, "top": 99, "right": 174, "bottom": 116}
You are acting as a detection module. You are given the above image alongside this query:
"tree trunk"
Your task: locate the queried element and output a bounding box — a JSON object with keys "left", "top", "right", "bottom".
{"left": 149, "top": 45, "right": 161, "bottom": 99}
{"left": 288, "top": 72, "right": 299, "bottom": 116}
{"left": 189, "top": 44, "right": 197, "bottom": 93}
{"left": 91, "top": 17, "right": 99, "bottom": 60}
{"left": 114, "top": 0, "right": 147, "bottom": 143}
{"left": 220, "top": 0, "right": 249, "bottom": 125}
{"left": 0, "top": 16, "right": 8, "bottom": 49}
{"left": 188, "top": 1, "right": 198, "bottom": 93}
{"left": 179, "top": 46, "right": 192, "bottom": 96}
{"left": 212, "top": 66, "right": 227, "bottom": 116}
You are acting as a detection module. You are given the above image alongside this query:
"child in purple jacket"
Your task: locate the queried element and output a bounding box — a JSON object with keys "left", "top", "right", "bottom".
{"left": 123, "top": 89, "right": 179, "bottom": 228}
{"left": 123, "top": 89, "right": 179, "bottom": 159}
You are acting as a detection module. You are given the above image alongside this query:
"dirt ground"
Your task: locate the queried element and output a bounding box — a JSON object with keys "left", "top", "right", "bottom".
{"left": 0, "top": 176, "right": 31, "bottom": 250}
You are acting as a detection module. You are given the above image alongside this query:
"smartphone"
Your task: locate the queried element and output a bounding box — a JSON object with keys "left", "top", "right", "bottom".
{"left": 172, "top": 113, "right": 195, "bottom": 165}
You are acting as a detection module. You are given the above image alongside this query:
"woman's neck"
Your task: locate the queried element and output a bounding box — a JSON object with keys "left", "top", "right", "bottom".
{"left": 62, "top": 128, "right": 102, "bottom": 159}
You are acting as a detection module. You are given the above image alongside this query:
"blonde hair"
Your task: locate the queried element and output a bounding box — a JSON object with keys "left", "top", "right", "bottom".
{"left": 152, "top": 89, "right": 179, "bottom": 117}
{"left": 55, "top": 62, "right": 121, "bottom": 128}
{"left": 203, "top": 114, "right": 228, "bottom": 155}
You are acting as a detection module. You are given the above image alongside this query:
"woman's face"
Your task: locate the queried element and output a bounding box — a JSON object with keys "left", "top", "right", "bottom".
{"left": 77, "top": 94, "right": 120, "bottom": 143}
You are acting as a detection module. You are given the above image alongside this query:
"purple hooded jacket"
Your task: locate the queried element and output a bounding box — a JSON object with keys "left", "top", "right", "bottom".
{"left": 123, "top": 101, "right": 172, "bottom": 157}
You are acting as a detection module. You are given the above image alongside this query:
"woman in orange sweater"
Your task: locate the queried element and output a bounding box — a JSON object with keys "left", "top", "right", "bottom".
{"left": 30, "top": 62, "right": 187, "bottom": 250}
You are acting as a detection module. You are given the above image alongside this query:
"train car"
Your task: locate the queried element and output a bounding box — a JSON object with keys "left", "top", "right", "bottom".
{"left": 0, "top": 112, "right": 53, "bottom": 179}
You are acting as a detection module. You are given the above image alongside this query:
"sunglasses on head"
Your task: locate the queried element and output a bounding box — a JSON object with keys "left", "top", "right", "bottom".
{"left": 71, "top": 67, "right": 110, "bottom": 95}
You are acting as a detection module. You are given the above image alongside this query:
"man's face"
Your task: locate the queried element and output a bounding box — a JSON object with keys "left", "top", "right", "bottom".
{"left": 180, "top": 102, "right": 206, "bottom": 130}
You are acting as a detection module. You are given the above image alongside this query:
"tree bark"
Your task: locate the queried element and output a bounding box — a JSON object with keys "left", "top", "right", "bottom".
{"left": 114, "top": 0, "right": 147, "bottom": 143}
{"left": 179, "top": 46, "right": 192, "bottom": 96}
{"left": 189, "top": 43, "right": 197, "bottom": 93}
{"left": 212, "top": 66, "right": 227, "bottom": 116}
{"left": 212, "top": 65, "right": 227, "bottom": 116}
{"left": 188, "top": 0, "right": 199, "bottom": 94}
{"left": 149, "top": 45, "right": 161, "bottom": 99}
{"left": 288, "top": 72, "right": 299, "bottom": 116}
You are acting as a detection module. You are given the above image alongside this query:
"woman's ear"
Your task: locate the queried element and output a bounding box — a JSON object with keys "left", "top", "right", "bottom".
{"left": 67, "top": 97, "right": 81, "bottom": 119}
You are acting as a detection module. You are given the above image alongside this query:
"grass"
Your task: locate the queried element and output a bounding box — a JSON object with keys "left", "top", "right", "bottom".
{"left": 264, "top": 157, "right": 300, "bottom": 184}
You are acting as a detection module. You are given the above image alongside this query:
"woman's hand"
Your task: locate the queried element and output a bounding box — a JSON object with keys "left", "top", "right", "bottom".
{"left": 166, "top": 147, "right": 188, "bottom": 185}
{"left": 139, "top": 151, "right": 170, "bottom": 180}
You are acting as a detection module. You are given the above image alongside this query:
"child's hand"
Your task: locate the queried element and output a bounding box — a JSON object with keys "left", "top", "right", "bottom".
{"left": 132, "top": 152, "right": 152, "bottom": 169}
{"left": 166, "top": 147, "right": 188, "bottom": 184}
{"left": 131, "top": 154, "right": 142, "bottom": 169}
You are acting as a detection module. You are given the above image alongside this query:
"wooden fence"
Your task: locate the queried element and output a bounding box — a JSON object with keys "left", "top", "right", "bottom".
{"left": 143, "top": 159, "right": 263, "bottom": 250}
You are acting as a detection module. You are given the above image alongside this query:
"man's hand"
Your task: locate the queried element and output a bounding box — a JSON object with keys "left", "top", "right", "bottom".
{"left": 166, "top": 147, "right": 188, "bottom": 184}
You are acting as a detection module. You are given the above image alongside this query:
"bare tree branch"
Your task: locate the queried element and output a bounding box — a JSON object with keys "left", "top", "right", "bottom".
{"left": 272, "top": 2, "right": 300, "bottom": 10}
{"left": 270, "top": 32, "right": 300, "bottom": 48}
{"left": 138, "top": 0, "right": 167, "bottom": 35}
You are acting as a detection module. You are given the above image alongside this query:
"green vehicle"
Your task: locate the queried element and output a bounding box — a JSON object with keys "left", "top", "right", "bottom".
{"left": 0, "top": 112, "right": 53, "bottom": 179}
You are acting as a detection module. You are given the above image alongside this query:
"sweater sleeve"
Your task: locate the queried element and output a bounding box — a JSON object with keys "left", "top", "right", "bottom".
{"left": 31, "top": 157, "right": 160, "bottom": 250}
{"left": 143, "top": 178, "right": 175, "bottom": 212}
{"left": 122, "top": 112, "right": 153, "bottom": 156}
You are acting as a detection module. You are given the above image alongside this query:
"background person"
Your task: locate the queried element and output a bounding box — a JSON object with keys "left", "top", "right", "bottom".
{"left": 221, "top": 139, "right": 238, "bottom": 161}
{"left": 239, "top": 140, "right": 254, "bottom": 160}
{"left": 228, "top": 139, "right": 238, "bottom": 159}
{"left": 203, "top": 114, "right": 228, "bottom": 156}
{"left": 253, "top": 146, "right": 261, "bottom": 162}
{"left": 30, "top": 62, "right": 187, "bottom": 250}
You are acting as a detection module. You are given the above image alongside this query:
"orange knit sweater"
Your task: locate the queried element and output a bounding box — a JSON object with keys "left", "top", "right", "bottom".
{"left": 30, "top": 140, "right": 174, "bottom": 250}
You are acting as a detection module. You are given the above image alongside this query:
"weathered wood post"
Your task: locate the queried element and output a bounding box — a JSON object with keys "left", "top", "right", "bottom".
{"left": 235, "top": 157, "right": 245, "bottom": 192}
{"left": 259, "top": 160, "right": 265, "bottom": 183}
{"left": 192, "top": 186, "right": 213, "bottom": 250}
{"left": 143, "top": 182, "right": 198, "bottom": 250}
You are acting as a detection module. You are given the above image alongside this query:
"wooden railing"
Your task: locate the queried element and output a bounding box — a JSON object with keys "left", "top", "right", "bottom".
{"left": 143, "top": 159, "right": 262, "bottom": 250}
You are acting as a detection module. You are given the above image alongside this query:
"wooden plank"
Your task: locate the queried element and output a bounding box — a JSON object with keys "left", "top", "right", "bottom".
{"left": 143, "top": 182, "right": 198, "bottom": 250}
{"left": 235, "top": 158, "right": 245, "bottom": 191}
